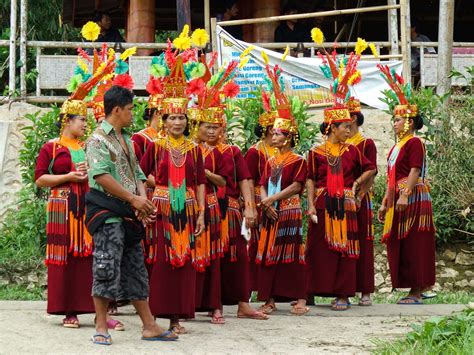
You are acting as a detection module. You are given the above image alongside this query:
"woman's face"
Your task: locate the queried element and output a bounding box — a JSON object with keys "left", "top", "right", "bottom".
{"left": 331, "top": 122, "right": 351, "bottom": 143}
{"left": 393, "top": 115, "right": 411, "bottom": 135}
{"left": 271, "top": 129, "right": 289, "bottom": 149}
{"left": 66, "top": 115, "right": 87, "bottom": 138}
{"left": 203, "top": 122, "right": 221, "bottom": 144}
{"left": 165, "top": 114, "right": 187, "bottom": 137}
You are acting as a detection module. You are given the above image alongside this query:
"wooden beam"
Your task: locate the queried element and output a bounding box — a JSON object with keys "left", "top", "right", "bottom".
{"left": 399, "top": 0, "right": 411, "bottom": 82}
{"left": 8, "top": 0, "right": 17, "bottom": 95}
{"left": 437, "top": 0, "right": 454, "bottom": 96}
{"left": 177, "top": 0, "right": 191, "bottom": 31}
{"left": 387, "top": 0, "right": 399, "bottom": 55}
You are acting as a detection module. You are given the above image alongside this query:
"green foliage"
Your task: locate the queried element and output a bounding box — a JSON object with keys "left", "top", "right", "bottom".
{"left": 0, "top": 187, "right": 46, "bottom": 269}
{"left": 414, "top": 69, "right": 474, "bottom": 244}
{"left": 0, "top": 284, "right": 45, "bottom": 301}
{"left": 373, "top": 308, "right": 474, "bottom": 354}
{"left": 19, "top": 108, "right": 61, "bottom": 189}
{"left": 226, "top": 87, "right": 320, "bottom": 155}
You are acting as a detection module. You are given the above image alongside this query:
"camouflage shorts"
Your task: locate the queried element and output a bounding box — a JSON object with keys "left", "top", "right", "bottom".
{"left": 91, "top": 222, "right": 148, "bottom": 301}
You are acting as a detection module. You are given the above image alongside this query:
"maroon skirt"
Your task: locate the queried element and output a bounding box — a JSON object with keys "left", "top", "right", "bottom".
{"left": 386, "top": 213, "right": 436, "bottom": 289}
{"left": 257, "top": 260, "right": 306, "bottom": 301}
{"left": 356, "top": 196, "right": 375, "bottom": 293}
{"left": 148, "top": 219, "right": 196, "bottom": 319}
{"left": 47, "top": 254, "right": 94, "bottom": 315}
{"left": 305, "top": 209, "right": 357, "bottom": 297}
{"left": 248, "top": 228, "right": 259, "bottom": 291}
{"left": 195, "top": 257, "right": 221, "bottom": 311}
{"left": 221, "top": 235, "right": 251, "bottom": 305}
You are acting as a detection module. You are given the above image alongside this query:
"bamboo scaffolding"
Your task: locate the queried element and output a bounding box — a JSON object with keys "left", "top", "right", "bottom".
{"left": 217, "top": 4, "right": 401, "bottom": 26}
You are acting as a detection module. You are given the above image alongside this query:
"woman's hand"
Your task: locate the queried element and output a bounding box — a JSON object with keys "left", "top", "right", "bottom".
{"left": 75, "top": 161, "right": 88, "bottom": 174}
{"left": 260, "top": 196, "right": 275, "bottom": 210}
{"left": 145, "top": 175, "right": 156, "bottom": 188}
{"left": 352, "top": 180, "right": 361, "bottom": 197}
{"left": 244, "top": 206, "right": 256, "bottom": 228}
{"left": 67, "top": 171, "right": 88, "bottom": 183}
{"left": 194, "top": 213, "right": 205, "bottom": 236}
{"left": 265, "top": 206, "right": 278, "bottom": 221}
{"left": 395, "top": 193, "right": 409, "bottom": 212}
{"left": 307, "top": 206, "right": 318, "bottom": 224}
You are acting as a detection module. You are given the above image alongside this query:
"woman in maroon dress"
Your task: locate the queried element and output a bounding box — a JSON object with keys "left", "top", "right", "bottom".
{"left": 257, "top": 103, "right": 308, "bottom": 315}
{"left": 245, "top": 97, "right": 278, "bottom": 292}
{"left": 140, "top": 57, "right": 206, "bottom": 334}
{"left": 35, "top": 99, "right": 94, "bottom": 327}
{"left": 306, "top": 106, "right": 376, "bottom": 311}
{"left": 346, "top": 97, "right": 377, "bottom": 306}
{"left": 193, "top": 111, "right": 227, "bottom": 324}
{"left": 377, "top": 65, "right": 435, "bottom": 304}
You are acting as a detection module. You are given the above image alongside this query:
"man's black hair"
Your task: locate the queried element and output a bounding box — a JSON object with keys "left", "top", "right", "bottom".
{"left": 282, "top": 2, "right": 299, "bottom": 14}
{"left": 94, "top": 11, "right": 110, "bottom": 23}
{"left": 104, "top": 86, "right": 134, "bottom": 116}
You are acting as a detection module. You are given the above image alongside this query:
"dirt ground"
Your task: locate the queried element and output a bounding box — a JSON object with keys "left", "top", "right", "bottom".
{"left": 0, "top": 301, "right": 465, "bottom": 354}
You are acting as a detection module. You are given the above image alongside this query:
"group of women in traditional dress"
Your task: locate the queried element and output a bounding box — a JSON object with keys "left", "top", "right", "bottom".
{"left": 34, "top": 28, "right": 436, "bottom": 335}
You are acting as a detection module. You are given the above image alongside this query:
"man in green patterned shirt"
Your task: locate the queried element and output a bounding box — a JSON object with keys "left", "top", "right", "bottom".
{"left": 86, "top": 86, "right": 177, "bottom": 345}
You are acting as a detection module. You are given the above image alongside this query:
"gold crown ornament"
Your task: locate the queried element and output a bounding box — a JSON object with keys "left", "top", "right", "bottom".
{"left": 323, "top": 107, "right": 351, "bottom": 125}
{"left": 258, "top": 110, "right": 278, "bottom": 128}
{"left": 61, "top": 99, "right": 88, "bottom": 116}
{"left": 347, "top": 97, "right": 361, "bottom": 113}
{"left": 394, "top": 104, "right": 418, "bottom": 118}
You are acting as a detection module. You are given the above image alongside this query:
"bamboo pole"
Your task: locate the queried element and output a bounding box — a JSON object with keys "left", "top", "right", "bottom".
{"left": 35, "top": 47, "right": 41, "bottom": 96}
{"left": 19, "top": 0, "right": 27, "bottom": 99}
{"left": 217, "top": 4, "right": 401, "bottom": 26}
{"left": 387, "top": 0, "right": 399, "bottom": 55}
{"left": 9, "top": 0, "right": 17, "bottom": 95}
{"left": 399, "top": 0, "right": 411, "bottom": 82}
{"left": 211, "top": 17, "right": 218, "bottom": 70}
{"left": 204, "top": 0, "right": 210, "bottom": 35}
{"left": 437, "top": 0, "right": 454, "bottom": 96}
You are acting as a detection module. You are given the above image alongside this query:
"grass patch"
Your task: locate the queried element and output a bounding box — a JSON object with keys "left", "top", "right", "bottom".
{"left": 372, "top": 308, "right": 474, "bottom": 354}
{"left": 0, "top": 284, "right": 45, "bottom": 301}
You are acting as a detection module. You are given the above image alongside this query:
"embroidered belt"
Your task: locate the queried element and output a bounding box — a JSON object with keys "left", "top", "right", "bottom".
{"left": 279, "top": 195, "right": 301, "bottom": 210}
{"left": 315, "top": 187, "right": 355, "bottom": 199}
{"left": 49, "top": 187, "right": 70, "bottom": 199}
{"left": 207, "top": 192, "right": 218, "bottom": 205}
{"left": 153, "top": 185, "right": 196, "bottom": 200}
{"left": 227, "top": 196, "right": 241, "bottom": 209}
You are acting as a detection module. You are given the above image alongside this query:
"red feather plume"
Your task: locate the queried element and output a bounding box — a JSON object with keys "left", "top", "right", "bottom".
{"left": 113, "top": 74, "right": 134, "bottom": 90}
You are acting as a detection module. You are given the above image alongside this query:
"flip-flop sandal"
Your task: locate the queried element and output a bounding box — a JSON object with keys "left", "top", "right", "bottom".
{"left": 331, "top": 301, "right": 350, "bottom": 311}
{"left": 63, "top": 316, "right": 79, "bottom": 328}
{"left": 237, "top": 311, "right": 269, "bottom": 320}
{"left": 421, "top": 292, "right": 437, "bottom": 299}
{"left": 397, "top": 296, "right": 423, "bottom": 305}
{"left": 358, "top": 299, "right": 373, "bottom": 306}
{"left": 258, "top": 304, "right": 277, "bottom": 314}
{"left": 169, "top": 325, "right": 187, "bottom": 335}
{"left": 107, "top": 319, "right": 125, "bottom": 331}
{"left": 290, "top": 306, "right": 310, "bottom": 315}
{"left": 211, "top": 314, "right": 226, "bottom": 325}
{"left": 91, "top": 333, "right": 112, "bottom": 345}
{"left": 142, "top": 330, "right": 178, "bottom": 341}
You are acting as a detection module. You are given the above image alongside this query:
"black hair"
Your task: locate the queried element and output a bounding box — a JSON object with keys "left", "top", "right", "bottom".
{"left": 411, "top": 18, "right": 420, "bottom": 31}
{"left": 104, "top": 86, "right": 135, "bottom": 116}
{"left": 143, "top": 107, "right": 158, "bottom": 121}
{"left": 411, "top": 114, "right": 424, "bottom": 130}
{"left": 254, "top": 124, "right": 273, "bottom": 139}
{"left": 162, "top": 113, "right": 190, "bottom": 136}
{"left": 94, "top": 11, "right": 110, "bottom": 23}
{"left": 352, "top": 112, "right": 364, "bottom": 126}
{"left": 224, "top": 0, "right": 238, "bottom": 11}
{"left": 56, "top": 113, "right": 78, "bottom": 129}
{"left": 319, "top": 121, "right": 343, "bottom": 135}
{"left": 282, "top": 3, "right": 299, "bottom": 14}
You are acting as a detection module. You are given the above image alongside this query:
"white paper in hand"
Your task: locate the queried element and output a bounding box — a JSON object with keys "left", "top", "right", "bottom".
{"left": 241, "top": 217, "right": 250, "bottom": 241}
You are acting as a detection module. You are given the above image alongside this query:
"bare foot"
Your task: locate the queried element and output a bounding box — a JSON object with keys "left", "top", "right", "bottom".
{"left": 142, "top": 323, "right": 177, "bottom": 339}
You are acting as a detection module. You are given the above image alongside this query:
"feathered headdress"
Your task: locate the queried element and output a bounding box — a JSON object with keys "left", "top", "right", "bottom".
{"left": 188, "top": 50, "right": 249, "bottom": 125}
{"left": 377, "top": 64, "right": 417, "bottom": 117}
{"left": 258, "top": 89, "right": 278, "bottom": 128}
{"left": 158, "top": 25, "right": 212, "bottom": 115}
{"left": 261, "top": 53, "right": 298, "bottom": 136}
{"left": 314, "top": 30, "right": 370, "bottom": 125}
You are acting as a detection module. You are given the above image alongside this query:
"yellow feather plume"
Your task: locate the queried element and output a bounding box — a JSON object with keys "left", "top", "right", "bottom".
{"left": 348, "top": 70, "right": 361, "bottom": 85}
{"left": 191, "top": 28, "right": 210, "bottom": 48}
{"left": 179, "top": 24, "right": 190, "bottom": 38}
{"left": 311, "top": 27, "right": 324, "bottom": 45}
{"left": 261, "top": 51, "right": 269, "bottom": 65}
{"left": 108, "top": 48, "right": 116, "bottom": 61}
{"left": 239, "top": 55, "right": 250, "bottom": 69}
{"left": 281, "top": 45, "right": 290, "bottom": 61}
{"left": 338, "top": 59, "right": 345, "bottom": 82}
{"left": 355, "top": 37, "right": 368, "bottom": 56}
{"left": 369, "top": 43, "right": 379, "bottom": 58}
{"left": 120, "top": 47, "right": 137, "bottom": 61}
{"left": 77, "top": 58, "right": 89, "bottom": 74}
{"left": 240, "top": 45, "right": 255, "bottom": 58}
